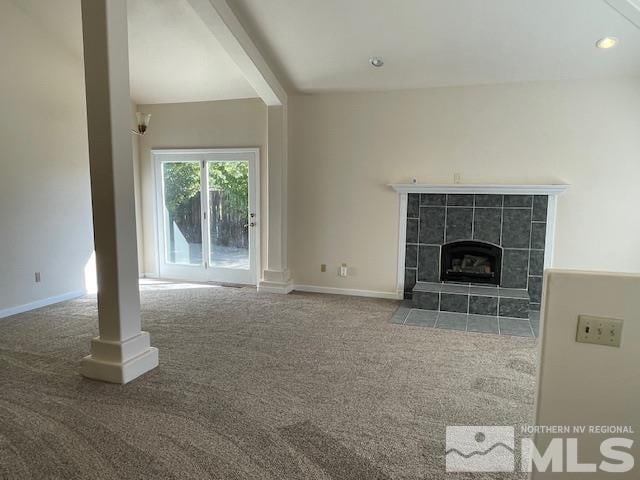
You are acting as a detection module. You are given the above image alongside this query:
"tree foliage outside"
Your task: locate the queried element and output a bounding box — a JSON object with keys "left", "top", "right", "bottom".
{"left": 163, "top": 162, "right": 202, "bottom": 250}
{"left": 163, "top": 161, "right": 249, "bottom": 262}
{"left": 209, "top": 161, "right": 249, "bottom": 248}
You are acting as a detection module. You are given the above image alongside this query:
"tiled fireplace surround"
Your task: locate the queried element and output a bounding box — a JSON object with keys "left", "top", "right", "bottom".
{"left": 404, "top": 193, "right": 549, "bottom": 311}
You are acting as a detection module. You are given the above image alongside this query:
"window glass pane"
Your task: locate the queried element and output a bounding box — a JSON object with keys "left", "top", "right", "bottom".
{"left": 162, "top": 162, "right": 202, "bottom": 265}
{"left": 208, "top": 161, "right": 249, "bottom": 269}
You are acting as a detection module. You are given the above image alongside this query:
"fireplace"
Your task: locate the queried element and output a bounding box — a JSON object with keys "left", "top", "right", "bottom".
{"left": 440, "top": 240, "right": 502, "bottom": 286}
{"left": 397, "top": 189, "right": 566, "bottom": 308}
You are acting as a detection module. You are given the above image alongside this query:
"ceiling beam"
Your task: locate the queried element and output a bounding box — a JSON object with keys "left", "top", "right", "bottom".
{"left": 187, "top": 0, "right": 287, "bottom": 106}
{"left": 604, "top": 0, "right": 640, "bottom": 30}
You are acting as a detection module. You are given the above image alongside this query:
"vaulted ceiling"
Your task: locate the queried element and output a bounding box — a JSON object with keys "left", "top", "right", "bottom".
{"left": 10, "top": 0, "right": 259, "bottom": 105}
{"left": 12, "top": 0, "right": 640, "bottom": 104}
{"left": 128, "top": 0, "right": 257, "bottom": 104}
{"left": 228, "top": 0, "right": 640, "bottom": 93}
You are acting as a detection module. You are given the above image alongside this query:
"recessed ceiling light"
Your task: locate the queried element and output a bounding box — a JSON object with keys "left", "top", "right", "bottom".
{"left": 596, "top": 37, "right": 618, "bottom": 49}
{"left": 369, "top": 57, "right": 384, "bottom": 68}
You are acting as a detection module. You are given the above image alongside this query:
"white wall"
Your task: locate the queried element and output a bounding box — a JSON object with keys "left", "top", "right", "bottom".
{"left": 288, "top": 78, "right": 640, "bottom": 294}
{"left": 137, "top": 99, "right": 266, "bottom": 277}
{"left": 0, "top": 0, "right": 94, "bottom": 313}
{"left": 533, "top": 270, "right": 639, "bottom": 479}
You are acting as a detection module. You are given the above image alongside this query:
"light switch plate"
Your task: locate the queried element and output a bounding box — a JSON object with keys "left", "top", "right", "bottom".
{"left": 576, "top": 315, "right": 623, "bottom": 347}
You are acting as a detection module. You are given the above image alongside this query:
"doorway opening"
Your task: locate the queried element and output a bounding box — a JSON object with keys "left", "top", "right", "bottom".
{"left": 153, "top": 149, "right": 260, "bottom": 285}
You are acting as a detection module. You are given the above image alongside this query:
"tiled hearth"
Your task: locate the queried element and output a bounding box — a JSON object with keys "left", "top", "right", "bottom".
{"left": 393, "top": 281, "right": 540, "bottom": 337}
{"left": 391, "top": 301, "right": 540, "bottom": 337}
{"left": 388, "top": 184, "right": 568, "bottom": 337}
{"left": 413, "top": 282, "right": 530, "bottom": 318}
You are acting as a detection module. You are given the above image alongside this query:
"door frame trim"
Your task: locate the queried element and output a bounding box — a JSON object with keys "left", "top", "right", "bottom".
{"left": 151, "top": 148, "right": 261, "bottom": 285}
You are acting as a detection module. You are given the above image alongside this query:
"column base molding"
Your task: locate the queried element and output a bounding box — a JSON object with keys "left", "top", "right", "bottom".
{"left": 258, "top": 269, "right": 293, "bottom": 294}
{"left": 258, "top": 279, "right": 294, "bottom": 294}
{"left": 80, "top": 331, "right": 158, "bottom": 384}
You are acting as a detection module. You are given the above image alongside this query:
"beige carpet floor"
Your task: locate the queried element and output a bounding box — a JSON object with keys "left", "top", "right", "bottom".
{"left": 0, "top": 282, "right": 537, "bottom": 479}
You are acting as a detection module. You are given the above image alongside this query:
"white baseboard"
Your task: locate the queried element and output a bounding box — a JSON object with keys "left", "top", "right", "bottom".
{"left": 0, "top": 284, "right": 399, "bottom": 319}
{"left": 0, "top": 290, "right": 86, "bottom": 319}
{"left": 293, "top": 284, "right": 401, "bottom": 300}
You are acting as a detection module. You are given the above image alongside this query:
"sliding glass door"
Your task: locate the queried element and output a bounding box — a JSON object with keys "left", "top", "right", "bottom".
{"left": 161, "top": 156, "right": 203, "bottom": 267}
{"left": 207, "top": 159, "right": 251, "bottom": 271}
{"left": 155, "top": 149, "right": 259, "bottom": 284}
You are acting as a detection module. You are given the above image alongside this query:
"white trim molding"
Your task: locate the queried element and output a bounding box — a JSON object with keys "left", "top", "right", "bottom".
{"left": 396, "top": 192, "right": 408, "bottom": 299}
{"left": 543, "top": 195, "right": 559, "bottom": 269}
{"left": 392, "top": 183, "right": 570, "bottom": 296}
{"left": 258, "top": 267, "right": 293, "bottom": 294}
{"left": 293, "top": 284, "right": 400, "bottom": 300}
{"left": 390, "top": 184, "right": 570, "bottom": 195}
{"left": 0, "top": 290, "right": 86, "bottom": 319}
{"left": 258, "top": 280, "right": 294, "bottom": 294}
{"left": 80, "top": 332, "right": 159, "bottom": 384}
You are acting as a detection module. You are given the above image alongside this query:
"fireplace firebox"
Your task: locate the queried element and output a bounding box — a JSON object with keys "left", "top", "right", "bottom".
{"left": 440, "top": 241, "right": 502, "bottom": 285}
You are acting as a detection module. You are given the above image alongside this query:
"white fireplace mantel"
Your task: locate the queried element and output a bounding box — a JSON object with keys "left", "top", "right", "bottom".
{"left": 389, "top": 183, "right": 569, "bottom": 195}
{"left": 391, "top": 183, "right": 569, "bottom": 299}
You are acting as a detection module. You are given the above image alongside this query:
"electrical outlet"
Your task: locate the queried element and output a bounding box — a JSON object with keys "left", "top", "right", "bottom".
{"left": 339, "top": 263, "right": 348, "bottom": 277}
{"left": 320, "top": 264, "right": 327, "bottom": 272}
{"left": 35, "top": 272, "right": 41, "bottom": 283}
{"left": 453, "top": 173, "right": 462, "bottom": 184}
{"left": 576, "top": 315, "right": 623, "bottom": 347}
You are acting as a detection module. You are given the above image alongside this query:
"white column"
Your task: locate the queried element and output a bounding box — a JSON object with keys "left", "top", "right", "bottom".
{"left": 258, "top": 105, "right": 292, "bottom": 293}
{"left": 80, "top": 0, "right": 158, "bottom": 383}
